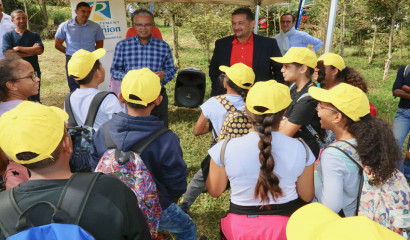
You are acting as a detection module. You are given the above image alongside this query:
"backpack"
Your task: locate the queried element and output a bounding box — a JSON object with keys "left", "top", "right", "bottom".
{"left": 65, "top": 91, "right": 116, "bottom": 172}
{"left": 326, "top": 140, "right": 410, "bottom": 238}
{"left": 214, "top": 95, "right": 252, "bottom": 142}
{"left": 94, "top": 124, "right": 169, "bottom": 238}
{"left": 0, "top": 173, "right": 100, "bottom": 240}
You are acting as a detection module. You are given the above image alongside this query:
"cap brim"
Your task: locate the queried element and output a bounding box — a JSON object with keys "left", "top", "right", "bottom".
{"left": 308, "top": 87, "right": 334, "bottom": 103}
{"left": 270, "top": 56, "right": 293, "bottom": 64}
{"left": 287, "top": 203, "right": 340, "bottom": 240}
{"left": 219, "top": 65, "right": 229, "bottom": 73}
{"left": 91, "top": 48, "right": 106, "bottom": 60}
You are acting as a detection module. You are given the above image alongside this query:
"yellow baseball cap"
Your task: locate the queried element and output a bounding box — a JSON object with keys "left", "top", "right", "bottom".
{"left": 271, "top": 47, "right": 318, "bottom": 69}
{"left": 309, "top": 83, "right": 370, "bottom": 121}
{"left": 246, "top": 80, "right": 291, "bottom": 115}
{"left": 318, "top": 52, "right": 345, "bottom": 71}
{"left": 68, "top": 48, "right": 106, "bottom": 80}
{"left": 0, "top": 101, "right": 68, "bottom": 165}
{"left": 121, "top": 68, "right": 161, "bottom": 106}
{"left": 287, "top": 203, "right": 405, "bottom": 240}
{"left": 219, "top": 63, "right": 255, "bottom": 90}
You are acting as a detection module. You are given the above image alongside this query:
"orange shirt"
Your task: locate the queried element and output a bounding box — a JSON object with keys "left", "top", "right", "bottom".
{"left": 125, "top": 26, "right": 163, "bottom": 40}
{"left": 230, "top": 33, "right": 254, "bottom": 68}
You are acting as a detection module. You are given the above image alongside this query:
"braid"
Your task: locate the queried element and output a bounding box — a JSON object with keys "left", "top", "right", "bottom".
{"left": 252, "top": 111, "right": 284, "bottom": 204}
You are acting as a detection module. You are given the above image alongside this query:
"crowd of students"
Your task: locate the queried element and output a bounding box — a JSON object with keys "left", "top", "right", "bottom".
{"left": 0, "top": 44, "right": 409, "bottom": 240}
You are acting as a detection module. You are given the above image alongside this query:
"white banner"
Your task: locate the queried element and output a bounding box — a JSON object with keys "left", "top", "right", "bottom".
{"left": 70, "top": 0, "right": 127, "bottom": 90}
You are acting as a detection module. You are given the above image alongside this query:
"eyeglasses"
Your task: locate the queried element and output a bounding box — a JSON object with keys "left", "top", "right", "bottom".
{"left": 12, "top": 71, "right": 38, "bottom": 82}
{"left": 316, "top": 103, "right": 339, "bottom": 113}
{"left": 134, "top": 23, "right": 154, "bottom": 28}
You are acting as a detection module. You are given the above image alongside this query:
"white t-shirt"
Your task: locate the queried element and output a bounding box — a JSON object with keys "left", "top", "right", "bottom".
{"left": 313, "top": 139, "right": 361, "bottom": 217}
{"left": 209, "top": 131, "right": 315, "bottom": 206}
{"left": 201, "top": 94, "right": 245, "bottom": 138}
{"left": 64, "top": 88, "right": 123, "bottom": 130}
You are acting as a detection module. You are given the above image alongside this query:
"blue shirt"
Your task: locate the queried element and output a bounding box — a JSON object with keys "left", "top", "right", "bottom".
{"left": 110, "top": 36, "right": 177, "bottom": 86}
{"left": 2, "top": 30, "right": 43, "bottom": 73}
{"left": 55, "top": 18, "right": 105, "bottom": 56}
{"left": 275, "top": 30, "right": 323, "bottom": 55}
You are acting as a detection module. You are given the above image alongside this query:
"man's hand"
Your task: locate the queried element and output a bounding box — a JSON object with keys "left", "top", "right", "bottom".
{"left": 155, "top": 70, "right": 165, "bottom": 80}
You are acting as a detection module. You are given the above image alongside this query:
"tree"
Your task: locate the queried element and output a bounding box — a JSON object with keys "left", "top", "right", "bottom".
{"left": 185, "top": 4, "right": 235, "bottom": 62}
{"left": 367, "top": 0, "right": 406, "bottom": 81}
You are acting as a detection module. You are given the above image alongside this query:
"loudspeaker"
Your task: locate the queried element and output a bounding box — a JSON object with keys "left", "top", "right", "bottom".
{"left": 174, "top": 69, "right": 206, "bottom": 108}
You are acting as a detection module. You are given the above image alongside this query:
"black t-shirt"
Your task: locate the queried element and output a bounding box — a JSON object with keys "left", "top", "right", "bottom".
{"left": 392, "top": 65, "right": 410, "bottom": 109}
{"left": 285, "top": 81, "right": 321, "bottom": 157}
{"left": 0, "top": 174, "right": 151, "bottom": 240}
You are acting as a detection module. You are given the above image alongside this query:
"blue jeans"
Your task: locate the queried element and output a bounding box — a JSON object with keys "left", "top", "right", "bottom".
{"left": 159, "top": 203, "right": 197, "bottom": 240}
{"left": 392, "top": 108, "right": 410, "bottom": 173}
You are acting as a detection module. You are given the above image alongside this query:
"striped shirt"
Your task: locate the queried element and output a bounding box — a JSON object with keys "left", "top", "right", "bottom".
{"left": 110, "top": 36, "right": 177, "bottom": 86}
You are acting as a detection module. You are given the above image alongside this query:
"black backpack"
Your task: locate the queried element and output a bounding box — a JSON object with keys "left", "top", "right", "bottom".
{"left": 65, "top": 91, "right": 116, "bottom": 172}
{"left": 0, "top": 173, "right": 101, "bottom": 239}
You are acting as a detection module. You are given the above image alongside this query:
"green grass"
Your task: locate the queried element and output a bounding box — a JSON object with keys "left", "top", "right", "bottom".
{"left": 38, "top": 23, "right": 409, "bottom": 239}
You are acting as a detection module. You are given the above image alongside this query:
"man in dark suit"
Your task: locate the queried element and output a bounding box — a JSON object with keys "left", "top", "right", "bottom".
{"left": 209, "top": 7, "right": 283, "bottom": 96}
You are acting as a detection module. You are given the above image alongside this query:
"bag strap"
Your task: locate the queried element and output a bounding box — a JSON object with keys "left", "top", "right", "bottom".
{"left": 84, "top": 91, "right": 116, "bottom": 127}
{"left": 215, "top": 95, "right": 237, "bottom": 112}
{"left": 129, "top": 127, "right": 169, "bottom": 154}
{"left": 57, "top": 172, "right": 101, "bottom": 225}
{"left": 297, "top": 138, "right": 309, "bottom": 164}
{"left": 103, "top": 123, "right": 117, "bottom": 149}
{"left": 65, "top": 92, "right": 78, "bottom": 127}
{"left": 326, "top": 142, "right": 363, "bottom": 216}
{"left": 220, "top": 136, "right": 232, "bottom": 167}
{"left": 0, "top": 189, "right": 23, "bottom": 238}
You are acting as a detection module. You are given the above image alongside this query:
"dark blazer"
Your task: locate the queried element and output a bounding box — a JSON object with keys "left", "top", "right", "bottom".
{"left": 209, "top": 34, "right": 284, "bottom": 96}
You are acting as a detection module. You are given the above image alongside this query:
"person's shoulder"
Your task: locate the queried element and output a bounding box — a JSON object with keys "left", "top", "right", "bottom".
{"left": 59, "top": 18, "right": 72, "bottom": 27}
{"left": 2, "top": 12, "right": 12, "bottom": 20}
{"left": 216, "top": 35, "right": 234, "bottom": 43}
{"left": 26, "top": 30, "right": 40, "bottom": 37}
{"left": 254, "top": 34, "right": 274, "bottom": 41}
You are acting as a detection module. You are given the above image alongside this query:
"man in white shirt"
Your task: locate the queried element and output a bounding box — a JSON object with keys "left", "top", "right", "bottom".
{"left": 0, "top": 0, "right": 15, "bottom": 60}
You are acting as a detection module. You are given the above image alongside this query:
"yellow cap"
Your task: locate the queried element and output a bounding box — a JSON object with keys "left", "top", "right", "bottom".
{"left": 246, "top": 80, "right": 291, "bottom": 115}
{"left": 287, "top": 203, "right": 405, "bottom": 240}
{"left": 271, "top": 47, "right": 318, "bottom": 69}
{"left": 0, "top": 101, "right": 68, "bottom": 164}
{"left": 68, "top": 48, "right": 106, "bottom": 80}
{"left": 121, "top": 68, "right": 161, "bottom": 106}
{"left": 219, "top": 63, "right": 255, "bottom": 90}
{"left": 309, "top": 83, "right": 370, "bottom": 121}
{"left": 318, "top": 52, "right": 345, "bottom": 71}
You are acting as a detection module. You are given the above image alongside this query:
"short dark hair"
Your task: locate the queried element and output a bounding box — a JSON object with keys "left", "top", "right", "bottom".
{"left": 125, "top": 100, "right": 155, "bottom": 109}
{"left": 281, "top": 13, "right": 296, "bottom": 22}
{"left": 10, "top": 9, "right": 25, "bottom": 19}
{"left": 76, "top": 2, "right": 90, "bottom": 10}
{"left": 71, "top": 60, "right": 101, "bottom": 85}
{"left": 131, "top": 9, "right": 154, "bottom": 24}
{"left": 0, "top": 56, "right": 25, "bottom": 101}
{"left": 232, "top": 7, "right": 254, "bottom": 21}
